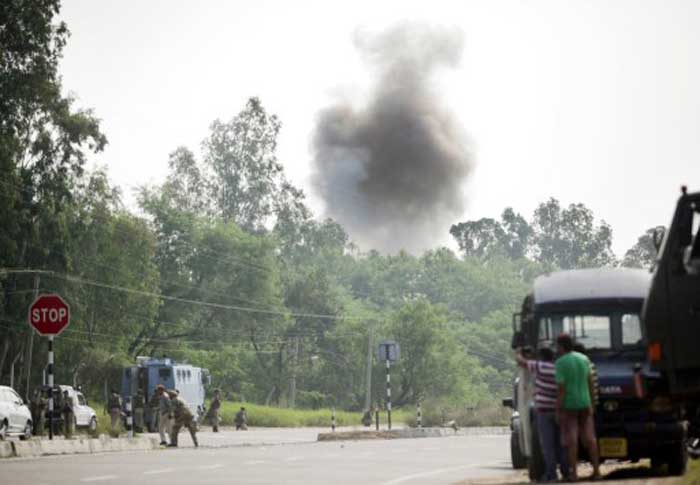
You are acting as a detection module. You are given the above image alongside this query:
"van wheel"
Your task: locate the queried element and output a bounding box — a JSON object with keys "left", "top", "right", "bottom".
{"left": 20, "top": 421, "right": 32, "bottom": 441}
{"left": 0, "top": 420, "right": 7, "bottom": 440}
{"left": 527, "top": 420, "right": 545, "bottom": 481}
{"left": 511, "top": 431, "right": 527, "bottom": 469}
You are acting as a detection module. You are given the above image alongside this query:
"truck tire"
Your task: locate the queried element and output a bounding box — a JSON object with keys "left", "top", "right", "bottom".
{"left": 527, "top": 421, "right": 545, "bottom": 481}
{"left": 511, "top": 431, "right": 527, "bottom": 469}
{"left": 667, "top": 441, "right": 688, "bottom": 476}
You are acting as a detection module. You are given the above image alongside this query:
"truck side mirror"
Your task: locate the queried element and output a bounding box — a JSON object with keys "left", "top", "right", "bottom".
{"left": 511, "top": 330, "right": 526, "bottom": 350}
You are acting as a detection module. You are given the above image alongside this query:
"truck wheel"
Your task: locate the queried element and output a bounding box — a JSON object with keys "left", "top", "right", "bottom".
{"left": 527, "top": 421, "right": 545, "bottom": 481}
{"left": 667, "top": 441, "right": 688, "bottom": 476}
{"left": 511, "top": 431, "right": 527, "bottom": 469}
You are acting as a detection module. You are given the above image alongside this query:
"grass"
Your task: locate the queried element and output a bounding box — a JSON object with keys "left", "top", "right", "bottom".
{"left": 686, "top": 459, "right": 700, "bottom": 485}
{"left": 401, "top": 402, "right": 509, "bottom": 428}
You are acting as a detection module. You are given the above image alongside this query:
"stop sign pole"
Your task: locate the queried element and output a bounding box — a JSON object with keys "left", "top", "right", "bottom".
{"left": 28, "top": 294, "right": 71, "bottom": 440}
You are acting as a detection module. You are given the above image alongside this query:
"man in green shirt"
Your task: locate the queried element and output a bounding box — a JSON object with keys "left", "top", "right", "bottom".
{"left": 555, "top": 333, "right": 600, "bottom": 481}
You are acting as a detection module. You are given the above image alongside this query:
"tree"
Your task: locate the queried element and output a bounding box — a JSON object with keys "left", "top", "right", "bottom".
{"left": 531, "top": 198, "right": 616, "bottom": 269}
{"left": 623, "top": 227, "right": 662, "bottom": 269}
{"left": 204, "top": 97, "right": 284, "bottom": 232}
{"left": 0, "top": 0, "right": 106, "bottom": 384}
{"left": 450, "top": 208, "right": 532, "bottom": 261}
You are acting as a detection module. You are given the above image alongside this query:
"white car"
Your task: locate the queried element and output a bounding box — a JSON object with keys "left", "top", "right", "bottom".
{"left": 57, "top": 385, "right": 98, "bottom": 433}
{"left": 0, "top": 386, "right": 32, "bottom": 440}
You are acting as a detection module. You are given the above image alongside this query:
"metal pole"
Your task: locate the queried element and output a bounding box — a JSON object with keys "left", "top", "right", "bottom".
{"left": 126, "top": 396, "right": 133, "bottom": 439}
{"left": 385, "top": 346, "right": 392, "bottom": 430}
{"left": 364, "top": 326, "right": 372, "bottom": 412}
{"left": 417, "top": 401, "right": 422, "bottom": 429}
{"left": 25, "top": 274, "right": 39, "bottom": 401}
{"left": 48, "top": 335, "right": 54, "bottom": 440}
{"left": 331, "top": 407, "right": 336, "bottom": 432}
{"left": 375, "top": 406, "right": 379, "bottom": 431}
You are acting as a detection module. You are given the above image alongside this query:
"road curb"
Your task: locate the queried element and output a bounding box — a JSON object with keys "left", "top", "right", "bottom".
{"left": 317, "top": 426, "right": 509, "bottom": 442}
{"left": 3, "top": 435, "right": 159, "bottom": 459}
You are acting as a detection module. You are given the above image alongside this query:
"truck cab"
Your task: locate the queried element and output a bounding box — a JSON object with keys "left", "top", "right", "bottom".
{"left": 512, "top": 268, "right": 686, "bottom": 479}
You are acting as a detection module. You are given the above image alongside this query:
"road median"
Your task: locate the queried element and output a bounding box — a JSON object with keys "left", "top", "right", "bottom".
{"left": 317, "top": 426, "right": 508, "bottom": 442}
{"left": 3, "top": 435, "right": 160, "bottom": 459}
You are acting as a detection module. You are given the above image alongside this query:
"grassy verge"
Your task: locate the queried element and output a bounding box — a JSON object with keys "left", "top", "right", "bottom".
{"left": 214, "top": 402, "right": 412, "bottom": 428}
{"left": 402, "top": 402, "right": 509, "bottom": 428}
{"left": 686, "top": 459, "right": 700, "bottom": 485}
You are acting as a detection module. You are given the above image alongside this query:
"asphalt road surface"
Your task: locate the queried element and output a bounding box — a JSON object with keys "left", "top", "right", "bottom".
{"left": 1, "top": 432, "right": 512, "bottom": 485}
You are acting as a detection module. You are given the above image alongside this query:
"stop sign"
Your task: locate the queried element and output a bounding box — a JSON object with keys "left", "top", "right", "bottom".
{"left": 28, "top": 294, "right": 71, "bottom": 336}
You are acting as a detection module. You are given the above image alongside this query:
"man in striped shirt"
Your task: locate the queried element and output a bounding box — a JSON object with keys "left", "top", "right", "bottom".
{"left": 516, "top": 346, "right": 569, "bottom": 482}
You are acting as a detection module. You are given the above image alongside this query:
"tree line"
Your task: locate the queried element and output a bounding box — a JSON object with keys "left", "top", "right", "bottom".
{"left": 0, "top": 1, "right": 659, "bottom": 412}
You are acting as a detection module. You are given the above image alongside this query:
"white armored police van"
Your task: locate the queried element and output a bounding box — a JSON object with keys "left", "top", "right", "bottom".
{"left": 121, "top": 356, "right": 211, "bottom": 431}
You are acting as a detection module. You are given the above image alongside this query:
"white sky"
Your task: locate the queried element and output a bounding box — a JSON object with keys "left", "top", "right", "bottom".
{"left": 59, "top": 0, "right": 700, "bottom": 255}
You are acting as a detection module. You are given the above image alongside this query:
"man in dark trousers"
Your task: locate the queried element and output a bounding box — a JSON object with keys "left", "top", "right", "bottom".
{"left": 62, "top": 390, "right": 74, "bottom": 439}
{"left": 516, "top": 346, "right": 568, "bottom": 482}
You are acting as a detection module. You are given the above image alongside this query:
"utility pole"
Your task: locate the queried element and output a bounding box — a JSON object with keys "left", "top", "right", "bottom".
{"left": 24, "top": 273, "right": 39, "bottom": 400}
{"left": 364, "top": 325, "right": 373, "bottom": 412}
{"left": 289, "top": 337, "right": 299, "bottom": 408}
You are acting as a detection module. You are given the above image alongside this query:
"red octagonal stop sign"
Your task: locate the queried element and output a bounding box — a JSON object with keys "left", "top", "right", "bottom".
{"left": 28, "top": 294, "right": 71, "bottom": 336}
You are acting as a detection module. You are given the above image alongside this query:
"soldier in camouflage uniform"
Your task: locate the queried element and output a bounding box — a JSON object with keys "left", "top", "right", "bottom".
{"left": 206, "top": 389, "right": 222, "bottom": 432}
{"left": 167, "top": 390, "right": 198, "bottom": 448}
{"left": 133, "top": 390, "right": 145, "bottom": 432}
{"left": 62, "top": 390, "right": 74, "bottom": 439}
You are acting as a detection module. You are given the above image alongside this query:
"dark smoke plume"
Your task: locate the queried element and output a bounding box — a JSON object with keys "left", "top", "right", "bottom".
{"left": 311, "top": 23, "right": 473, "bottom": 253}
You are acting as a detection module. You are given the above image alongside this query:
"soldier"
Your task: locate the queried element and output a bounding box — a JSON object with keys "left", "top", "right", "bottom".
{"left": 167, "top": 390, "right": 198, "bottom": 448}
{"left": 35, "top": 388, "right": 47, "bottom": 436}
{"left": 133, "top": 389, "right": 145, "bottom": 432}
{"left": 62, "top": 390, "right": 74, "bottom": 439}
{"left": 206, "top": 389, "right": 222, "bottom": 432}
{"left": 148, "top": 387, "right": 160, "bottom": 432}
{"left": 156, "top": 384, "right": 172, "bottom": 446}
{"left": 108, "top": 389, "right": 122, "bottom": 437}
{"left": 234, "top": 407, "right": 248, "bottom": 431}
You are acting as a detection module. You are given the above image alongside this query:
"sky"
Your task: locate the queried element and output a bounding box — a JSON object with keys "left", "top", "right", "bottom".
{"left": 58, "top": 0, "right": 700, "bottom": 256}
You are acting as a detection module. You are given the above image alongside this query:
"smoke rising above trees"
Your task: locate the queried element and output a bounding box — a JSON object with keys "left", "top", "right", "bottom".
{"left": 311, "top": 23, "right": 473, "bottom": 254}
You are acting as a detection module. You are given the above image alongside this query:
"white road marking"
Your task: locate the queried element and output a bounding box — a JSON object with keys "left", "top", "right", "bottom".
{"left": 244, "top": 460, "right": 266, "bottom": 465}
{"left": 284, "top": 456, "right": 303, "bottom": 462}
{"left": 420, "top": 447, "right": 439, "bottom": 451}
{"left": 143, "top": 468, "right": 176, "bottom": 475}
{"left": 381, "top": 462, "right": 497, "bottom": 485}
{"left": 80, "top": 476, "right": 118, "bottom": 482}
{"left": 195, "top": 464, "right": 224, "bottom": 470}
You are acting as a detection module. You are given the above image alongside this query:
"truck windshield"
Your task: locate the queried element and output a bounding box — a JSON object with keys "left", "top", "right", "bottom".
{"left": 539, "top": 312, "right": 642, "bottom": 350}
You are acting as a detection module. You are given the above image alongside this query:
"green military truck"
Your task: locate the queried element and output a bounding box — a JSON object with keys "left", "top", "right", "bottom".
{"left": 642, "top": 186, "right": 700, "bottom": 458}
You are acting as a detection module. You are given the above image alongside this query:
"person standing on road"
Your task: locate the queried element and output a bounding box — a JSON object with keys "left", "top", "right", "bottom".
{"left": 133, "top": 390, "right": 145, "bottom": 432}
{"left": 108, "top": 389, "right": 122, "bottom": 437}
{"left": 555, "top": 333, "right": 601, "bottom": 481}
{"left": 234, "top": 406, "right": 248, "bottom": 430}
{"left": 515, "top": 346, "right": 568, "bottom": 482}
{"left": 168, "top": 390, "right": 198, "bottom": 448}
{"left": 206, "top": 389, "right": 222, "bottom": 432}
{"left": 62, "top": 390, "right": 74, "bottom": 439}
{"left": 156, "top": 384, "right": 172, "bottom": 446}
{"left": 148, "top": 388, "right": 160, "bottom": 432}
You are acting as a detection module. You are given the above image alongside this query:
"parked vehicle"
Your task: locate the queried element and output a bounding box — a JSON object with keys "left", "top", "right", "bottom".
{"left": 0, "top": 385, "right": 32, "bottom": 440}
{"left": 58, "top": 385, "right": 98, "bottom": 433}
{"left": 121, "top": 356, "right": 211, "bottom": 432}
{"left": 511, "top": 268, "right": 687, "bottom": 479}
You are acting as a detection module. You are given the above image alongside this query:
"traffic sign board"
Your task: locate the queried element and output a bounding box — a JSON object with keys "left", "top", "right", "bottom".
{"left": 377, "top": 340, "right": 400, "bottom": 362}
{"left": 28, "top": 294, "right": 71, "bottom": 336}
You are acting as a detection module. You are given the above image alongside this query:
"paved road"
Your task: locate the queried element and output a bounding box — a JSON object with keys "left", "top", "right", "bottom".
{"left": 1, "top": 433, "right": 512, "bottom": 485}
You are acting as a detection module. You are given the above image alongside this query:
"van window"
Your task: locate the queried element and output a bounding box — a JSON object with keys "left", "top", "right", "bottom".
{"left": 159, "top": 368, "right": 171, "bottom": 379}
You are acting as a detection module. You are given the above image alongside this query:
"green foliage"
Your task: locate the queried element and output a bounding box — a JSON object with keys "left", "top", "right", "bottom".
{"left": 622, "top": 226, "right": 662, "bottom": 269}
